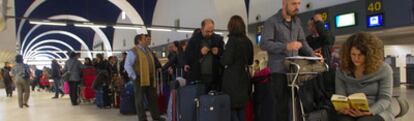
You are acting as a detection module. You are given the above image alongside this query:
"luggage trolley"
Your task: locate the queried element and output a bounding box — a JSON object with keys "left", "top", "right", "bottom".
{"left": 285, "top": 56, "right": 328, "bottom": 121}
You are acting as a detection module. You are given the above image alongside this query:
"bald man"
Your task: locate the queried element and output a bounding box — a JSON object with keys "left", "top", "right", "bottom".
{"left": 260, "top": 0, "right": 318, "bottom": 121}
{"left": 184, "top": 19, "right": 224, "bottom": 92}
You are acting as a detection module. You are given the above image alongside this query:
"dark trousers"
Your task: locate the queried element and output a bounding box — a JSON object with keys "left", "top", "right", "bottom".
{"left": 31, "top": 79, "right": 39, "bottom": 91}
{"left": 201, "top": 74, "right": 221, "bottom": 92}
{"left": 337, "top": 115, "right": 384, "bottom": 121}
{"left": 134, "top": 85, "right": 160, "bottom": 121}
{"left": 269, "top": 73, "right": 289, "bottom": 121}
{"left": 231, "top": 108, "right": 245, "bottom": 121}
{"left": 53, "top": 78, "right": 64, "bottom": 97}
{"left": 4, "top": 81, "right": 13, "bottom": 96}
{"left": 253, "top": 82, "right": 275, "bottom": 121}
{"left": 68, "top": 81, "right": 79, "bottom": 105}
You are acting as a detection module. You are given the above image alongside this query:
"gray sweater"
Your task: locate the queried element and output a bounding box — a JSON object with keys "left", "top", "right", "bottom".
{"left": 63, "top": 58, "right": 84, "bottom": 81}
{"left": 336, "top": 63, "right": 394, "bottom": 121}
{"left": 260, "top": 9, "right": 314, "bottom": 73}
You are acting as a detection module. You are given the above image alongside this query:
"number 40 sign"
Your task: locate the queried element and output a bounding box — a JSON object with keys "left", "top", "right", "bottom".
{"left": 367, "top": 0, "right": 383, "bottom": 14}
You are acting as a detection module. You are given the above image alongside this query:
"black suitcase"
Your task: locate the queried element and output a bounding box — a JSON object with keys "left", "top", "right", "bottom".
{"left": 176, "top": 83, "right": 205, "bottom": 121}
{"left": 197, "top": 91, "right": 231, "bottom": 121}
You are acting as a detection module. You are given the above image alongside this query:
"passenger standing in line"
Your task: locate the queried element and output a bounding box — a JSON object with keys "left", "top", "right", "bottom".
{"left": 2, "top": 62, "right": 14, "bottom": 97}
{"left": 221, "top": 15, "right": 254, "bottom": 121}
{"left": 93, "top": 54, "right": 111, "bottom": 89}
{"left": 163, "top": 42, "right": 178, "bottom": 76}
{"left": 306, "top": 13, "right": 336, "bottom": 93}
{"left": 93, "top": 54, "right": 112, "bottom": 107}
{"left": 120, "top": 52, "right": 129, "bottom": 83}
{"left": 180, "top": 41, "right": 188, "bottom": 52}
{"left": 32, "top": 66, "right": 42, "bottom": 91}
{"left": 184, "top": 19, "right": 224, "bottom": 91}
{"left": 124, "top": 34, "right": 164, "bottom": 121}
{"left": 63, "top": 52, "right": 84, "bottom": 106}
{"left": 84, "top": 58, "right": 94, "bottom": 68}
{"left": 11, "top": 55, "right": 31, "bottom": 108}
{"left": 51, "top": 59, "right": 64, "bottom": 99}
{"left": 144, "top": 35, "right": 162, "bottom": 70}
{"left": 259, "top": 0, "right": 320, "bottom": 120}
{"left": 109, "top": 56, "right": 120, "bottom": 84}
{"left": 95, "top": 54, "right": 110, "bottom": 74}
{"left": 163, "top": 41, "right": 186, "bottom": 79}
{"left": 39, "top": 68, "right": 50, "bottom": 91}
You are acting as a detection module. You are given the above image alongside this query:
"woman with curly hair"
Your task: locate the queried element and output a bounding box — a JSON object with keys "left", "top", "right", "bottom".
{"left": 336, "top": 32, "right": 393, "bottom": 121}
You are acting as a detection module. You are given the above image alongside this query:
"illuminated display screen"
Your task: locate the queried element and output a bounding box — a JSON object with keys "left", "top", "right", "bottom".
{"left": 335, "top": 12, "right": 356, "bottom": 28}
{"left": 256, "top": 34, "right": 261, "bottom": 44}
{"left": 367, "top": 14, "right": 383, "bottom": 27}
{"left": 324, "top": 22, "right": 329, "bottom": 30}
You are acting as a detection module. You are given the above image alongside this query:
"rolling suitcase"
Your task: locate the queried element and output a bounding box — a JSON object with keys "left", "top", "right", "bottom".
{"left": 167, "top": 89, "right": 177, "bottom": 121}
{"left": 167, "top": 68, "right": 186, "bottom": 121}
{"left": 176, "top": 82, "right": 206, "bottom": 121}
{"left": 245, "top": 99, "right": 254, "bottom": 121}
{"left": 120, "top": 81, "right": 137, "bottom": 114}
{"left": 197, "top": 91, "right": 231, "bottom": 121}
{"left": 64, "top": 81, "right": 70, "bottom": 94}
{"left": 95, "top": 86, "right": 111, "bottom": 108}
{"left": 157, "top": 70, "right": 167, "bottom": 114}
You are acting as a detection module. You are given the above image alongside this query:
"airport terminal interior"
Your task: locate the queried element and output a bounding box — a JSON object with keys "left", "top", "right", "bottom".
{"left": 0, "top": 0, "right": 414, "bottom": 121}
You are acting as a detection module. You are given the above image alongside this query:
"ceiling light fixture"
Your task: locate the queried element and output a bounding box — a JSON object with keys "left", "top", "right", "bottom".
{"left": 74, "top": 23, "right": 107, "bottom": 28}
{"left": 29, "top": 20, "right": 67, "bottom": 26}
{"left": 147, "top": 27, "right": 172, "bottom": 32}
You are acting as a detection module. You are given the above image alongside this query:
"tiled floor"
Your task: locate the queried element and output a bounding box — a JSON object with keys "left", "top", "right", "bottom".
{"left": 0, "top": 85, "right": 412, "bottom": 121}
{"left": 0, "top": 90, "right": 137, "bottom": 121}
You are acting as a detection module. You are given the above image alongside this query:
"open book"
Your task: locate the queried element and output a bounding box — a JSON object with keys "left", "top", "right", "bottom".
{"left": 331, "top": 93, "right": 370, "bottom": 112}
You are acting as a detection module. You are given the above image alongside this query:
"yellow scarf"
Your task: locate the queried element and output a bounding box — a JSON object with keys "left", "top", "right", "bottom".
{"left": 133, "top": 47, "right": 156, "bottom": 87}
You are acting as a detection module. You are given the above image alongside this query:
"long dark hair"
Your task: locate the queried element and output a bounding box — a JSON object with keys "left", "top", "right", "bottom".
{"left": 227, "top": 15, "right": 246, "bottom": 37}
{"left": 173, "top": 41, "right": 183, "bottom": 53}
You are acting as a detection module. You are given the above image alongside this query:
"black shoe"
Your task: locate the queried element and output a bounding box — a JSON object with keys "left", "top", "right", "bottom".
{"left": 52, "top": 96, "right": 58, "bottom": 99}
{"left": 23, "top": 104, "right": 29, "bottom": 108}
{"left": 61, "top": 93, "right": 65, "bottom": 98}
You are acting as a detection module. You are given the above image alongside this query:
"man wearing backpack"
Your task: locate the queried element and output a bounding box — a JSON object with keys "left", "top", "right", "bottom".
{"left": 11, "top": 55, "right": 31, "bottom": 108}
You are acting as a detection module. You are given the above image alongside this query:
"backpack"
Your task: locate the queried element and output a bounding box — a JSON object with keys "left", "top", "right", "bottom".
{"left": 22, "top": 64, "right": 30, "bottom": 80}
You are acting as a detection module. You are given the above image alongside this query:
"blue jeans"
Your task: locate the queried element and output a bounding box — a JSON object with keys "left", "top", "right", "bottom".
{"left": 54, "top": 78, "right": 64, "bottom": 97}
{"left": 231, "top": 108, "right": 245, "bottom": 121}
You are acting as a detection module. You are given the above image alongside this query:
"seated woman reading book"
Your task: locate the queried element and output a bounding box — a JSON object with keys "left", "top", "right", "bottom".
{"left": 335, "top": 32, "right": 393, "bottom": 121}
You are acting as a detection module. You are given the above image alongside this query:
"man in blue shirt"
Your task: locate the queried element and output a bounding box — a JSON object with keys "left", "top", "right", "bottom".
{"left": 124, "top": 34, "right": 163, "bottom": 121}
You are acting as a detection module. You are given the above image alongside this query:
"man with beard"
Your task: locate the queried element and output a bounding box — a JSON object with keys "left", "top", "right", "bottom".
{"left": 185, "top": 19, "right": 224, "bottom": 91}
{"left": 260, "top": 0, "right": 321, "bottom": 120}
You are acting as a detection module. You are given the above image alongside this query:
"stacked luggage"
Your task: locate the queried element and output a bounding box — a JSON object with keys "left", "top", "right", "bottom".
{"left": 197, "top": 91, "right": 231, "bottom": 121}
{"left": 167, "top": 68, "right": 232, "bottom": 121}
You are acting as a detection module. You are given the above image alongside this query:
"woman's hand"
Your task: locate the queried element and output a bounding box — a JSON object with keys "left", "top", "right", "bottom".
{"left": 340, "top": 109, "right": 372, "bottom": 117}
{"left": 338, "top": 108, "right": 352, "bottom": 115}
{"left": 348, "top": 109, "right": 372, "bottom": 117}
